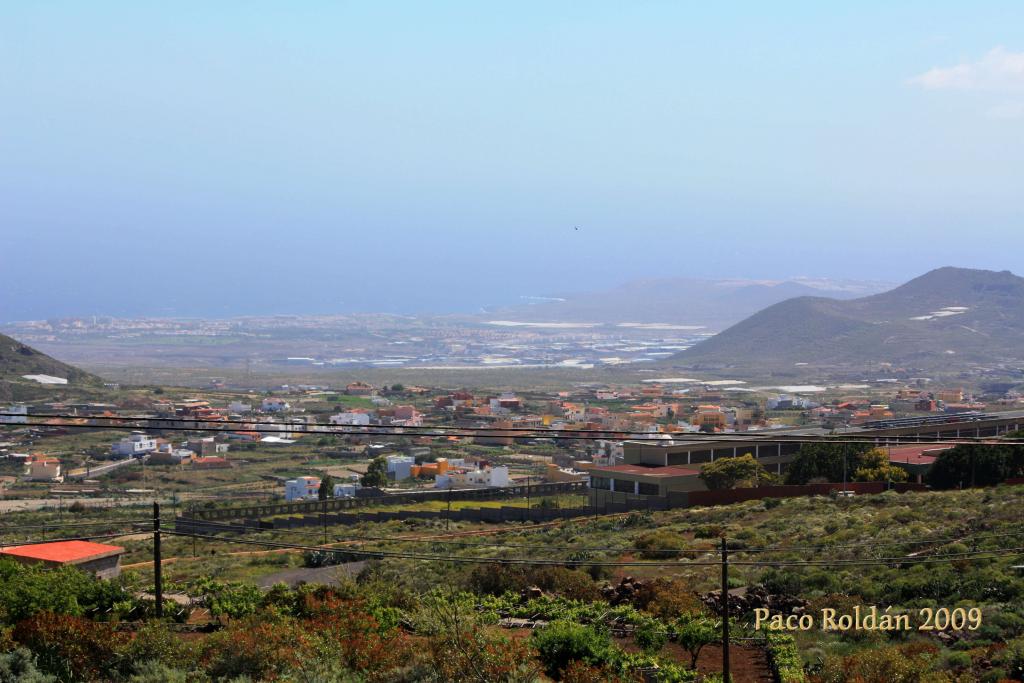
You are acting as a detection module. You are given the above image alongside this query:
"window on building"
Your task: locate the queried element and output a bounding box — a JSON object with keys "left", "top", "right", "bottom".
{"left": 637, "top": 482, "right": 659, "bottom": 496}
{"left": 590, "top": 476, "right": 610, "bottom": 490}
{"left": 689, "top": 450, "right": 712, "bottom": 463}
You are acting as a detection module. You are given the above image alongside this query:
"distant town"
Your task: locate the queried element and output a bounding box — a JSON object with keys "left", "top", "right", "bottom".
{"left": 4, "top": 373, "right": 1022, "bottom": 510}
{"left": 1, "top": 314, "right": 710, "bottom": 374}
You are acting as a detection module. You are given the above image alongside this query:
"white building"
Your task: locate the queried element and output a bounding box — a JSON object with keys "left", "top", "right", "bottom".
{"left": 330, "top": 412, "right": 371, "bottom": 426}
{"left": 386, "top": 455, "right": 416, "bottom": 480}
{"left": 332, "top": 483, "right": 358, "bottom": 498}
{"left": 25, "top": 456, "right": 62, "bottom": 482}
{"left": 228, "top": 401, "right": 253, "bottom": 414}
{"left": 0, "top": 405, "right": 28, "bottom": 425}
{"left": 767, "top": 395, "right": 817, "bottom": 410}
{"left": 111, "top": 434, "right": 158, "bottom": 458}
{"left": 488, "top": 466, "right": 510, "bottom": 487}
{"left": 149, "top": 447, "right": 195, "bottom": 465}
{"left": 285, "top": 476, "right": 320, "bottom": 501}
{"left": 436, "top": 466, "right": 510, "bottom": 489}
{"left": 261, "top": 398, "right": 291, "bottom": 413}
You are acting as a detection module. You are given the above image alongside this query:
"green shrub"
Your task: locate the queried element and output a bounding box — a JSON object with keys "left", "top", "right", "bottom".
{"left": 633, "top": 619, "right": 667, "bottom": 654}
{"left": 995, "top": 636, "right": 1024, "bottom": 681}
{"left": 943, "top": 650, "right": 971, "bottom": 669}
{"left": 675, "top": 615, "right": 719, "bottom": 669}
{"left": 191, "top": 578, "right": 263, "bottom": 618}
{"left": 759, "top": 568, "right": 804, "bottom": 596}
{"left": 765, "top": 632, "right": 805, "bottom": 683}
{"left": 127, "top": 661, "right": 189, "bottom": 683}
{"left": 693, "top": 524, "right": 724, "bottom": 539}
{"left": 122, "top": 621, "right": 198, "bottom": 673}
{"left": 531, "top": 621, "right": 613, "bottom": 680}
{"left": 634, "top": 530, "right": 686, "bottom": 559}
{"left": 0, "top": 648, "right": 56, "bottom": 683}
{"left": 0, "top": 559, "right": 132, "bottom": 625}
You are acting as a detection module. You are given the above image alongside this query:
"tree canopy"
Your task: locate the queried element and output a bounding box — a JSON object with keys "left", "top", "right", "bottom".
{"left": 699, "top": 454, "right": 778, "bottom": 490}
{"left": 785, "top": 442, "right": 872, "bottom": 484}
{"left": 926, "top": 444, "right": 1024, "bottom": 489}
{"left": 852, "top": 448, "right": 909, "bottom": 483}
{"left": 361, "top": 456, "right": 388, "bottom": 488}
{"left": 318, "top": 474, "right": 334, "bottom": 500}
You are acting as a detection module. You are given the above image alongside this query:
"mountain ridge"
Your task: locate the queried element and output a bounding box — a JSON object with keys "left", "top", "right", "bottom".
{"left": 670, "top": 267, "right": 1024, "bottom": 373}
{"left": 484, "top": 276, "right": 892, "bottom": 329}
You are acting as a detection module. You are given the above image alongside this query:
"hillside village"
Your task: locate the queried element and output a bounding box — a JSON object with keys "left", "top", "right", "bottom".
{"left": 4, "top": 375, "right": 1022, "bottom": 506}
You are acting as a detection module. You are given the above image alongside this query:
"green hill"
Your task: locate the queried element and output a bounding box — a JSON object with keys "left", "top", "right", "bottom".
{"left": 0, "top": 333, "right": 101, "bottom": 400}
{"left": 671, "top": 267, "right": 1024, "bottom": 375}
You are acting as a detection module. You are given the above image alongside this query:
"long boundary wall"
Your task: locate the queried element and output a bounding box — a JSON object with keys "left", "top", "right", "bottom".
{"left": 176, "top": 481, "right": 933, "bottom": 536}
{"left": 190, "top": 481, "right": 588, "bottom": 521}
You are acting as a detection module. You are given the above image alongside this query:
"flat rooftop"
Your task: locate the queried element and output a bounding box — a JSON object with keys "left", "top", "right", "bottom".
{"left": 887, "top": 444, "right": 954, "bottom": 466}
{"left": 592, "top": 464, "right": 701, "bottom": 477}
{"left": 0, "top": 540, "right": 124, "bottom": 564}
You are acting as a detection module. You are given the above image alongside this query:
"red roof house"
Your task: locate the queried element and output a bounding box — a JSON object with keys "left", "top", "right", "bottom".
{"left": 0, "top": 540, "right": 125, "bottom": 579}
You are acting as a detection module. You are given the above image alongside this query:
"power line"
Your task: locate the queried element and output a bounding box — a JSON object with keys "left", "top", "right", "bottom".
{"left": 0, "top": 518, "right": 152, "bottom": 533}
{"left": 8, "top": 413, "right": 1023, "bottom": 445}
{"left": 0, "top": 531, "right": 152, "bottom": 549}
{"left": 10, "top": 410, "right": 1022, "bottom": 439}
{"left": 23, "top": 409, "right": 1024, "bottom": 444}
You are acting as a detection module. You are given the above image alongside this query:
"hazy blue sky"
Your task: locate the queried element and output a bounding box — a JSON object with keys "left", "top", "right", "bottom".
{"left": 2, "top": 2, "right": 1023, "bottom": 320}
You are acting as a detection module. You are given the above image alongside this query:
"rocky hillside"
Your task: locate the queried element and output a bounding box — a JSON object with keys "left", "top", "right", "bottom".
{"left": 0, "top": 333, "right": 100, "bottom": 400}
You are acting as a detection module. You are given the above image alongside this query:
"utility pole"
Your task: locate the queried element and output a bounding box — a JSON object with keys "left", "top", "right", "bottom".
{"left": 446, "top": 483, "right": 452, "bottom": 531}
{"left": 191, "top": 502, "right": 196, "bottom": 558}
{"left": 322, "top": 499, "right": 328, "bottom": 545}
{"left": 887, "top": 443, "right": 892, "bottom": 490}
{"left": 153, "top": 502, "right": 163, "bottom": 619}
{"left": 842, "top": 444, "right": 847, "bottom": 494}
{"left": 526, "top": 474, "right": 531, "bottom": 517}
{"left": 721, "top": 536, "right": 730, "bottom": 683}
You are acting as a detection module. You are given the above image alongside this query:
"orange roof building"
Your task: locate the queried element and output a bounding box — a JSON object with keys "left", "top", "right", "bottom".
{"left": 0, "top": 540, "right": 125, "bottom": 579}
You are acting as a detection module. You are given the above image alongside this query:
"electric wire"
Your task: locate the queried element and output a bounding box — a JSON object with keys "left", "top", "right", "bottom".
{"left": 7, "top": 411, "right": 1023, "bottom": 445}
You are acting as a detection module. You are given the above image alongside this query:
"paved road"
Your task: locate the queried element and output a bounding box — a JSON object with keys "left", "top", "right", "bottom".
{"left": 66, "top": 455, "right": 147, "bottom": 480}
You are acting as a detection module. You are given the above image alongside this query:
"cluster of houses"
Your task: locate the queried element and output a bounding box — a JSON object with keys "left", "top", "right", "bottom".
{"left": 106, "top": 433, "right": 232, "bottom": 469}
{"left": 428, "top": 388, "right": 774, "bottom": 439}
{"left": 282, "top": 455, "right": 517, "bottom": 502}
{"left": 385, "top": 454, "right": 511, "bottom": 489}
{"left": 329, "top": 403, "right": 423, "bottom": 428}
